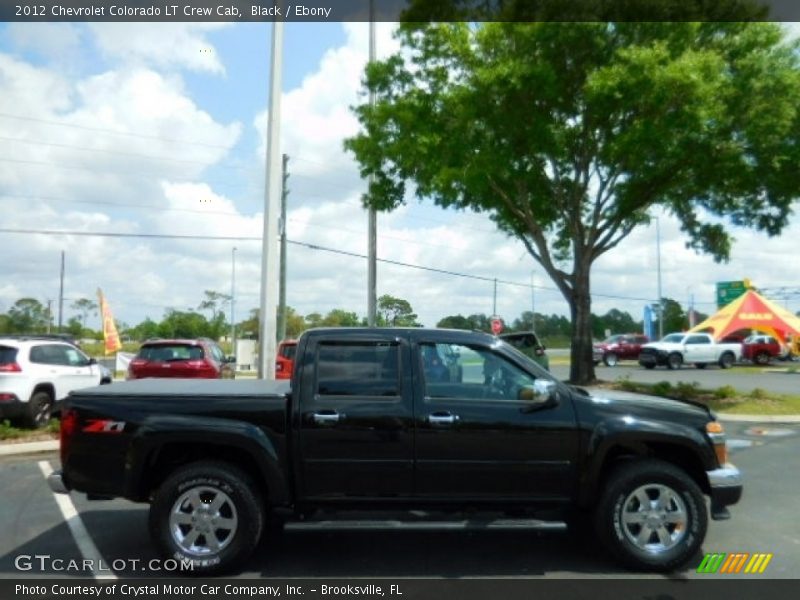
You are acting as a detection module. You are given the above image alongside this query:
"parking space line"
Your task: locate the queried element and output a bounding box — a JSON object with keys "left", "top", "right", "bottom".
{"left": 37, "top": 460, "right": 118, "bottom": 581}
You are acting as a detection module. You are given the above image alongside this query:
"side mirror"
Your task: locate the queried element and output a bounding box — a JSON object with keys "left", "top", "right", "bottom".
{"left": 225, "top": 355, "right": 236, "bottom": 364}
{"left": 88, "top": 357, "right": 97, "bottom": 365}
{"left": 518, "top": 379, "right": 557, "bottom": 405}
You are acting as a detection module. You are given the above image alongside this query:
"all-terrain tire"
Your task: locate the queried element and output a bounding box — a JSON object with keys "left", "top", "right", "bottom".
{"left": 149, "top": 461, "right": 265, "bottom": 576}
{"left": 595, "top": 459, "right": 707, "bottom": 572}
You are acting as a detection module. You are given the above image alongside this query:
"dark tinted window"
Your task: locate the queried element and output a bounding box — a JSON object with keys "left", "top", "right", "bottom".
{"left": 316, "top": 343, "right": 399, "bottom": 397}
{"left": 30, "top": 344, "right": 65, "bottom": 365}
{"left": 139, "top": 344, "right": 200, "bottom": 361}
{"left": 0, "top": 346, "right": 18, "bottom": 364}
{"left": 279, "top": 343, "right": 297, "bottom": 359}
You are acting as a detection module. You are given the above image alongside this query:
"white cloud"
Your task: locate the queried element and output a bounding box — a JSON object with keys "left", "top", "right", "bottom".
{"left": 88, "top": 23, "right": 229, "bottom": 75}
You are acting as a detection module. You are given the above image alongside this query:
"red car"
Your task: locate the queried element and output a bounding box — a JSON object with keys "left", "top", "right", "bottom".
{"left": 275, "top": 339, "right": 297, "bottom": 380}
{"left": 592, "top": 334, "right": 649, "bottom": 367}
{"left": 127, "top": 339, "right": 235, "bottom": 380}
{"left": 741, "top": 334, "right": 782, "bottom": 365}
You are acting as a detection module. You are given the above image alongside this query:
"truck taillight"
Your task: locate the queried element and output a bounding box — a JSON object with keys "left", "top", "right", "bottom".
{"left": 0, "top": 362, "right": 21, "bottom": 372}
{"left": 60, "top": 409, "right": 79, "bottom": 465}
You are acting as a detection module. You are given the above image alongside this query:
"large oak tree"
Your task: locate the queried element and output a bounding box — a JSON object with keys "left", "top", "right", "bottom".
{"left": 345, "top": 21, "right": 800, "bottom": 383}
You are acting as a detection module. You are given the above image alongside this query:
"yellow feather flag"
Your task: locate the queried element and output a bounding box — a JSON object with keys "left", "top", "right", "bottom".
{"left": 97, "top": 288, "right": 122, "bottom": 355}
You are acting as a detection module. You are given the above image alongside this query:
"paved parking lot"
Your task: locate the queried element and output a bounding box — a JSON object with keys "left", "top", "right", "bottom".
{"left": 1, "top": 420, "right": 798, "bottom": 581}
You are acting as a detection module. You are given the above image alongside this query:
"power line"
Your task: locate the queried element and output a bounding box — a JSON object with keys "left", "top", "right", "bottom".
{"left": 0, "top": 226, "right": 665, "bottom": 304}
{"left": 0, "top": 111, "right": 234, "bottom": 150}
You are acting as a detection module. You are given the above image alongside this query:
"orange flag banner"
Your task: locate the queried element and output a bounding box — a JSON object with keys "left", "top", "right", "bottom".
{"left": 97, "top": 288, "right": 122, "bottom": 355}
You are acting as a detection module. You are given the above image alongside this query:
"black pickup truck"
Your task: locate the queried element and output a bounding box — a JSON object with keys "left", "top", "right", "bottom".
{"left": 49, "top": 328, "right": 742, "bottom": 574}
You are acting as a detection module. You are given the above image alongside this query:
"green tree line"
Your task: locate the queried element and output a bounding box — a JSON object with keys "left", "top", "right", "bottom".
{"left": 2, "top": 291, "right": 710, "bottom": 344}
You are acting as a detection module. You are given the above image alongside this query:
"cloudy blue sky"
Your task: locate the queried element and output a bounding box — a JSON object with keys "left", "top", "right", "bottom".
{"left": 1, "top": 21, "right": 799, "bottom": 332}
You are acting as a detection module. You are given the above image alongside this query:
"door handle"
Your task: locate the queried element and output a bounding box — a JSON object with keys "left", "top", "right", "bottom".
{"left": 313, "top": 411, "right": 343, "bottom": 424}
{"left": 427, "top": 412, "right": 460, "bottom": 425}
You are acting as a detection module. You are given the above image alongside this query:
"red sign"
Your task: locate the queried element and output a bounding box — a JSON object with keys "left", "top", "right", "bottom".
{"left": 491, "top": 317, "right": 503, "bottom": 335}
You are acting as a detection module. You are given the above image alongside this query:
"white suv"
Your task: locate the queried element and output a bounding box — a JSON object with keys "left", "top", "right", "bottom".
{"left": 0, "top": 337, "right": 103, "bottom": 428}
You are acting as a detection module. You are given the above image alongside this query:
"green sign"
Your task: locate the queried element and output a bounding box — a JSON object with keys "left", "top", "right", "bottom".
{"left": 716, "top": 280, "right": 747, "bottom": 308}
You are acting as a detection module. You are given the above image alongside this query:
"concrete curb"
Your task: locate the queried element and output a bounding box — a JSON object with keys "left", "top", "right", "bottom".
{"left": 0, "top": 440, "right": 58, "bottom": 457}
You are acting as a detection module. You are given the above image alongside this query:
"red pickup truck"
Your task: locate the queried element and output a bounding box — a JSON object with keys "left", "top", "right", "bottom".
{"left": 741, "top": 335, "right": 782, "bottom": 365}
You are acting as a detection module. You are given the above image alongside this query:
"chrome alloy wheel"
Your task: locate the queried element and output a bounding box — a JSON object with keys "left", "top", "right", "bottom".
{"left": 169, "top": 486, "right": 238, "bottom": 556}
{"left": 620, "top": 484, "right": 688, "bottom": 554}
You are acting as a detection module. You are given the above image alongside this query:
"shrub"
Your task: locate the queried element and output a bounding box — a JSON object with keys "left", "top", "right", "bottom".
{"left": 749, "top": 387, "right": 768, "bottom": 400}
{"left": 714, "top": 385, "right": 738, "bottom": 400}
{"left": 651, "top": 381, "right": 673, "bottom": 397}
{"left": 673, "top": 381, "right": 702, "bottom": 400}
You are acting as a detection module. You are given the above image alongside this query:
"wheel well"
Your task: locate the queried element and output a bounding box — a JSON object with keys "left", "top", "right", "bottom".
{"left": 141, "top": 443, "right": 269, "bottom": 503}
{"left": 594, "top": 442, "right": 710, "bottom": 501}
{"left": 31, "top": 384, "right": 55, "bottom": 401}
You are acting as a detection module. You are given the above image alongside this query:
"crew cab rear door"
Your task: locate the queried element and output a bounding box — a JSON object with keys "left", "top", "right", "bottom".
{"left": 413, "top": 335, "right": 579, "bottom": 501}
{"left": 295, "top": 332, "right": 414, "bottom": 500}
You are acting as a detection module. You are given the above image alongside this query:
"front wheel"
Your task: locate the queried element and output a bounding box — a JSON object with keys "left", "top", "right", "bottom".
{"left": 149, "top": 461, "right": 265, "bottom": 575}
{"left": 595, "top": 460, "right": 707, "bottom": 572}
{"left": 754, "top": 352, "right": 770, "bottom": 366}
{"left": 603, "top": 353, "right": 618, "bottom": 367}
{"left": 667, "top": 353, "right": 682, "bottom": 370}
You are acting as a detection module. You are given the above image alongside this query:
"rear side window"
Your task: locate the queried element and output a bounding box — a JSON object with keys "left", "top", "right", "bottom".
{"left": 139, "top": 344, "right": 201, "bottom": 361}
{"left": 30, "top": 345, "right": 64, "bottom": 365}
{"left": 0, "top": 346, "right": 18, "bottom": 364}
{"left": 316, "top": 343, "right": 399, "bottom": 397}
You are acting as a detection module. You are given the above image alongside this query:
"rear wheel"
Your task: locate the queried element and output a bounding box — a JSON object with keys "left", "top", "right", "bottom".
{"left": 149, "top": 461, "right": 265, "bottom": 575}
{"left": 603, "top": 353, "right": 618, "bottom": 367}
{"left": 595, "top": 460, "right": 707, "bottom": 572}
{"left": 718, "top": 352, "right": 734, "bottom": 369}
{"left": 667, "top": 353, "right": 682, "bottom": 370}
{"left": 25, "top": 390, "right": 53, "bottom": 428}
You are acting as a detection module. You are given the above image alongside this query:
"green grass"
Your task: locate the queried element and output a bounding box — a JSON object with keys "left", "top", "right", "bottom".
{"left": 0, "top": 418, "right": 59, "bottom": 441}
{"left": 608, "top": 376, "right": 800, "bottom": 415}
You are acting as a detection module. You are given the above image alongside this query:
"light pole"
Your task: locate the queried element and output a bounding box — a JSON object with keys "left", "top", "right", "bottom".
{"left": 655, "top": 216, "right": 663, "bottom": 339}
{"left": 231, "top": 247, "right": 237, "bottom": 359}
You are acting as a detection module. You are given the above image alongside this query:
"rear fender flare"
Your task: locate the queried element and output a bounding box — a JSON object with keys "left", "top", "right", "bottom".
{"left": 124, "top": 415, "right": 287, "bottom": 505}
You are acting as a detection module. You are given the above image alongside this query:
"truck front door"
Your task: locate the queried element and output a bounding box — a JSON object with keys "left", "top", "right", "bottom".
{"left": 295, "top": 334, "right": 414, "bottom": 501}
{"left": 413, "top": 341, "right": 579, "bottom": 502}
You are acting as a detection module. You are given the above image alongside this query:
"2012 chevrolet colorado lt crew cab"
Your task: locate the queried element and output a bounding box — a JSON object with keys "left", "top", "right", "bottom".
{"left": 49, "top": 328, "right": 742, "bottom": 574}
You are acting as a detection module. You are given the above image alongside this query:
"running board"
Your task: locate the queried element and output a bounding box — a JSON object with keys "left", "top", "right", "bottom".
{"left": 284, "top": 518, "right": 567, "bottom": 532}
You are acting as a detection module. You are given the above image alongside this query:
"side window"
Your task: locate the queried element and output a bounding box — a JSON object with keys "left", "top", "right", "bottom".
{"left": 686, "top": 335, "right": 710, "bottom": 345}
{"left": 316, "top": 342, "right": 399, "bottom": 397}
{"left": 209, "top": 344, "right": 224, "bottom": 362}
{"left": 63, "top": 346, "right": 88, "bottom": 366}
{"left": 422, "top": 343, "right": 542, "bottom": 402}
{"left": 30, "top": 345, "right": 67, "bottom": 365}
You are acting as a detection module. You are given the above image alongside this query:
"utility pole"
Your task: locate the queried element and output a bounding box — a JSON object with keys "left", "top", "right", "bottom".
{"left": 277, "top": 154, "right": 289, "bottom": 342}
{"left": 46, "top": 299, "right": 52, "bottom": 334}
{"left": 493, "top": 278, "right": 498, "bottom": 316}
{"left": 530, "top": 272, "right": 535, "bottom": 330}
{"left": 655, "top": 216, "right": 664, "bottom": 339}
{"left": 230, "top": 247, "right": 236, "bottom": 358}
{"left": 366, "top": 0, "right": 377, "bottom": 327}
{"left": 258, "top": 20, "right": 284, "bottom": 379}
{"left": 58, "top": 250, "right": 65, "bottom": 332}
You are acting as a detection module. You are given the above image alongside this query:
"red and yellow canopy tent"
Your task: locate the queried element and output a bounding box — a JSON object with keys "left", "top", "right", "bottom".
{"left": 689, "top": 289, "right": 800, "bottom": 345}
